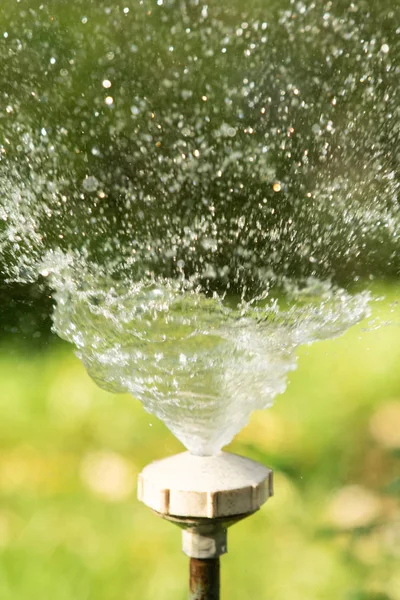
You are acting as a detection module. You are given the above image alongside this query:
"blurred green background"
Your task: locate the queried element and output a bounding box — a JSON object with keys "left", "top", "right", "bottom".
{"left": 0, "top": 284, "right": 399, "bottom": 600}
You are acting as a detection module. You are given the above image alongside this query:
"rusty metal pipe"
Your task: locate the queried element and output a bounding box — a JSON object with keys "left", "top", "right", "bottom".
{"left": 189, "top": 557, "right": 220, "bottom": 600}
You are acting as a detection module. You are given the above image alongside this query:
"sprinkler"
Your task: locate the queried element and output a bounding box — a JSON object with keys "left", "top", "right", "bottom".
{"left": 138, "top": 452, "right": 273, "bottom": 599}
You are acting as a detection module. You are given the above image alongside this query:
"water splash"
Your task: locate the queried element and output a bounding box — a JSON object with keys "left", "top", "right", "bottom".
{"left": 40, "top": 251, "right": 369, "bottom": 454}
{"left": 0, "top": 0, "right": 399, "bottom": 453}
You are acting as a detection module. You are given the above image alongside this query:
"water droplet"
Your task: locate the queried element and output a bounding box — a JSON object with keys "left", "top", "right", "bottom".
{"left": 82, "top": 176, "right": 99, "bottom": 192}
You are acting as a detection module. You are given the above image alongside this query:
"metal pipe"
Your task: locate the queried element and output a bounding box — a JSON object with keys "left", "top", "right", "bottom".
{"left": 189, "top": 557, "right": 220, "bottom": 600}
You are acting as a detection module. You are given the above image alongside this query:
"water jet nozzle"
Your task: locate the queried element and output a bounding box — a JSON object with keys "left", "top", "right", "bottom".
{"left": 138, "top": 451, "right": 273, "bottom": 599}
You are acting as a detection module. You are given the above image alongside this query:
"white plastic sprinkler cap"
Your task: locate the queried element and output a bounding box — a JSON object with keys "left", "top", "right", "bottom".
{"left": 137, "top": 451, "right": 273, "bottom": 519}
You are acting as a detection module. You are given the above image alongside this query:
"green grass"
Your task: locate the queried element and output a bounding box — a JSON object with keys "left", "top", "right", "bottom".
{"left": 0, "top": 287, "right": 400, "bottom": 599}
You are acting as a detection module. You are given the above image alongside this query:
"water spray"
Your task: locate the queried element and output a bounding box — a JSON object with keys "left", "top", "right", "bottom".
{"left": 138, "top": 452, "right": 273, "bottom": 599}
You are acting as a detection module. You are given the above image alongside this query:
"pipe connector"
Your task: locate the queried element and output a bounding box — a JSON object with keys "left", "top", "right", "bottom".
{"left": 182, "top": 524, "right": 227, "bottom": 559}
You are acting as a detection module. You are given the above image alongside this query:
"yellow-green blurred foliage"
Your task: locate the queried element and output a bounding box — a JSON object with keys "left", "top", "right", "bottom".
{"left": 0, "top": 287, "right": 399, "bottom": 600}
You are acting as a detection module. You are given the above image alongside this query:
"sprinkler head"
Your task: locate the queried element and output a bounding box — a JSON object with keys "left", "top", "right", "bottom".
{"left": 137, "top": 451, "right": 273, "bottom": 559}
